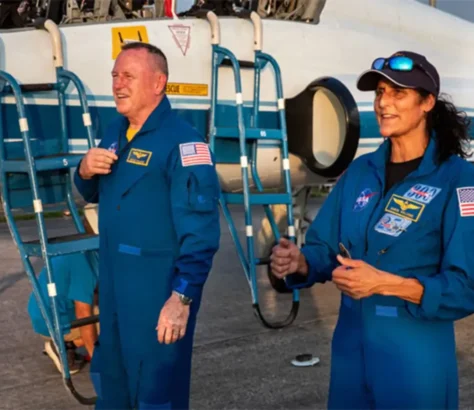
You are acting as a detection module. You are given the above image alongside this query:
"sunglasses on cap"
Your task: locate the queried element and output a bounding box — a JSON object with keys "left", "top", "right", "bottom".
{"left": 372, "top": 56, "right": 438, "bottom": 94}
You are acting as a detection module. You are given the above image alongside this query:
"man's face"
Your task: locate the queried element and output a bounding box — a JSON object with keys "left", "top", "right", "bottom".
{"left": 111, "top": 48, "right": 166, "bottom": 121}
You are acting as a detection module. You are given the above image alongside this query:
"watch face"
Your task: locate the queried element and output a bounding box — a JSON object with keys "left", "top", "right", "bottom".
{"left": 177, "top": 293, "right": 191, "bottom": 304}
{"left": 181, "top": 295, "right": 192, "bottom": 305}
{"left": 173, "top": 290, "right": 192, "bottom": 304}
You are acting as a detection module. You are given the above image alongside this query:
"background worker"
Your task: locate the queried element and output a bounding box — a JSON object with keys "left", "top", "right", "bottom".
{"left": 27, "top": 215, "right": 99, "bottom": 374}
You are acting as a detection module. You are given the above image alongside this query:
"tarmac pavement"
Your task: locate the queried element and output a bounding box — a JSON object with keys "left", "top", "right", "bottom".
{"left": 1, "top": 203, "right": 474, "bottom": 409}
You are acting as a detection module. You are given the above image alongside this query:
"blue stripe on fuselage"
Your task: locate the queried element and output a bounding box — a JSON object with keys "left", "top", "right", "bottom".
{"left": 1, "top": 101, "right": 473, "bottom": 160}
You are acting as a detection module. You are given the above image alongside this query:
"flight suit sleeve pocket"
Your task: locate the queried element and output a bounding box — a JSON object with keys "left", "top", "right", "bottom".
{"left": 463, "top": 230, "right": 474, "bottom": 264}
{"left": 187, "top": 172, "right": 219, "bottom": 212}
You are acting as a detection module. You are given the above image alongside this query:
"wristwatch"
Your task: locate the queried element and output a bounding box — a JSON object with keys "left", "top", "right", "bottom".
{"left": 173, "top": 290, "right": 192, "bottom": 305}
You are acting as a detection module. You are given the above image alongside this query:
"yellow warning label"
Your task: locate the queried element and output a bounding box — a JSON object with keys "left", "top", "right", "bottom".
{"left": 111, "top": 26, "right": 149, "bottom": 60}
{"left": 166, "top": 83, "right": 208, "bottom": 96}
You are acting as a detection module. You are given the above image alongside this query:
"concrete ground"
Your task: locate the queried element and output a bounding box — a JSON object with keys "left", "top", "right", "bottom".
{"left": 1, "top": 204, "right": 474, "bottom": 409}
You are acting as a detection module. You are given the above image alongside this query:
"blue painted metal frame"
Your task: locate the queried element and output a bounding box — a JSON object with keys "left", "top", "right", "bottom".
{"left": 209, "top": 38, "right": 300, "bottom": 328}
{"left": 0, "top": 65, "right": 98, "bottom": 404}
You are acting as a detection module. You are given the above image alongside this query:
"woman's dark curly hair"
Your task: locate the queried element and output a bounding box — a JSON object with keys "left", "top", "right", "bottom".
{"left": 418, "top": 89, "right": 472, "bottom": 163}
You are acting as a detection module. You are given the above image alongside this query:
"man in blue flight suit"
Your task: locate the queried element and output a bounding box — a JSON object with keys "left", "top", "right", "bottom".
{"left": 270, "top": 51, "right": 474, "bottom": 408}
{"left": 74, "top": 42, "right": 221, "bottom": 410}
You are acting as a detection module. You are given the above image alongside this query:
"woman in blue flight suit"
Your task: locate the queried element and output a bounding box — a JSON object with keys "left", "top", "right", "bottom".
{"left": 270, "top": 51, "right": 474, "bottom": 409}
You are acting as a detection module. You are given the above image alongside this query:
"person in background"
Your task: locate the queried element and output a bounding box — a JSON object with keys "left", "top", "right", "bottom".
{"left": 27, "top": 215, "right": 99, "bottom": 374}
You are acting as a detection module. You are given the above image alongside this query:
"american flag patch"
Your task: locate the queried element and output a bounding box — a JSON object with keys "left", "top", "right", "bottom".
{"left": 457, "top": 187, "right": 474, "bottom": 217}
{"left": 179, "top": 142, "right": 213, "bottom": 167}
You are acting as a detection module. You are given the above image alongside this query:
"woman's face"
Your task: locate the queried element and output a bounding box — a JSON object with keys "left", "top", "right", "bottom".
{"left": 374, "top": 79, "right": 435, "bottom": 139}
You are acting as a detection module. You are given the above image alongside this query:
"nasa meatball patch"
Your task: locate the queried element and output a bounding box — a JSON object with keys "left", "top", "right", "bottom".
{"left": 108, "top": 141, "right": 118, "bottom": 154}
{"left": 353, "top": 188, "right": 378, "bottom": 212}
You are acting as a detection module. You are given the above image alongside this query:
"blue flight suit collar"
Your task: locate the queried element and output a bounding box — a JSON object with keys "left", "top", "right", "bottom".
{"left": 116, "top": 95, "right": 172, "bottom": 154}
{"left": 368, "top": 136, "right": 438, "bottom": 183}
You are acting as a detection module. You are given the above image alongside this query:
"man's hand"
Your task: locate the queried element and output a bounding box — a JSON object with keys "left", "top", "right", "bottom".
{"left": 156, "top": 292, "right": 190, "bottom": 344}
{"left": 74, "top": 301, "right": 97, "bottom": 358}
{"left": 79, "top": 148, "right": 118, "bottom": 180}
{"left": 270, "top": 237, "right": 307, "bottom": 279}
{"left": 332, "top": 254, "right": 387, "bottom": 299}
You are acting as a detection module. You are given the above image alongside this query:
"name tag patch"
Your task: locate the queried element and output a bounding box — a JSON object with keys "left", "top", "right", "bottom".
{"left": 353, "top": 188, "right": 378, "bottom": 212}
{"left": 403, "top": 184, "right": 441, "bottom": 204}
{"left": 385, "top": 194, "right": 424, "bottom": 222}
{"left": 180, "top": 142, "right": 213, "bottom": 167}
{"left": 127, "top": 149, "right": 152, "bottom": 166}
{"left": 375, "top": 213, "right": 412, "bottom": 237}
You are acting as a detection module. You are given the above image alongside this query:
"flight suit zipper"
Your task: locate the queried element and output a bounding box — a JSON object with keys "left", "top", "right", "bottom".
{"left": 376, "top": 247, "right": 388, "bottom": 266}
{"left": 366, "top": 168, "right": 422, "bottom": 258}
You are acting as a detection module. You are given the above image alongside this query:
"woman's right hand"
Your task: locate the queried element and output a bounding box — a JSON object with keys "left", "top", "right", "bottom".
{"left": 270, "top": 238, "right": 307, "bottom": 279}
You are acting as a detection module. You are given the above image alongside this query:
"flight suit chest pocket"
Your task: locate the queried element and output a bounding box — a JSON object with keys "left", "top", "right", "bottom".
{"left": 340, "top": 205, "right": 375, "bottom": 251}
{"left": 341, "top": 187, "right": 382, "bottom": 247}
{"left": 187, "top": 173, "right": 219, "bottom": 212}
{"left": 120, "top": 169, "right": 152, "bottom": 198}
{"left": 369, "top": 206, "right": 441, "bottom": 262}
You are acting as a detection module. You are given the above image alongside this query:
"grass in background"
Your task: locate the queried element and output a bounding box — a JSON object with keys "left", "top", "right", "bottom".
{"left": 0, "top": 209, "right": 84, "bottom": 223}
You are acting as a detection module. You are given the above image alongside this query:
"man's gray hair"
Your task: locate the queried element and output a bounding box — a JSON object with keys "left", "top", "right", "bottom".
{"left": 121, "top": 42, "right": 169, "bottom": 76}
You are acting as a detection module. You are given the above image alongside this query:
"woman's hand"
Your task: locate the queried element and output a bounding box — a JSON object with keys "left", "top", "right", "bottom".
{"left": 332, "top": 254, "right": 387, "bottom": 299}
{"left": 270, "top": 238, "right": 307, "bottom": 279}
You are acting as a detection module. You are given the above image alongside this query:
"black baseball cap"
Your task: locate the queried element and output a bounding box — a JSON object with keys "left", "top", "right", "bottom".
{"left": 356, "top": 51, "right": 440, "bottom": 96}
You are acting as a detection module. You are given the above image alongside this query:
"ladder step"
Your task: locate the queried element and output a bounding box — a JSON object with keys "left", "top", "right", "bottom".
{"left": 2, "top": 83, "right": 56, "bottom": 93}
{"left": 20, "top": 83, "right": 56, "bottom": 92}
{"left": 222, "top": 193, "right": 292, "bottom": 205}
{"left": 70, "top": 314, "right": 99, "bottom": 329}
{"left": 3, "top": 153, "right": 83, "bottom": 173}
{"left": 221, "top": 59, "right": 255, "bottom": 69}
{"left": 23, "top": 233, "right": 99, "bottom": 257}
{"left": 213, "top": 127, "right": 283, "bottom": 140}
{"left": 256, "top": 257, "right": 271, "bottom": 265}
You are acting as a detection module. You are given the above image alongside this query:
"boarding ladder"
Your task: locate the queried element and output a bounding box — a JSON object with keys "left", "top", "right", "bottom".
{"left": 0, "top": 19, "right": 98, "bottom": 405}
{"left": 197, "top": 10, "right": 299, "bottom": 329}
